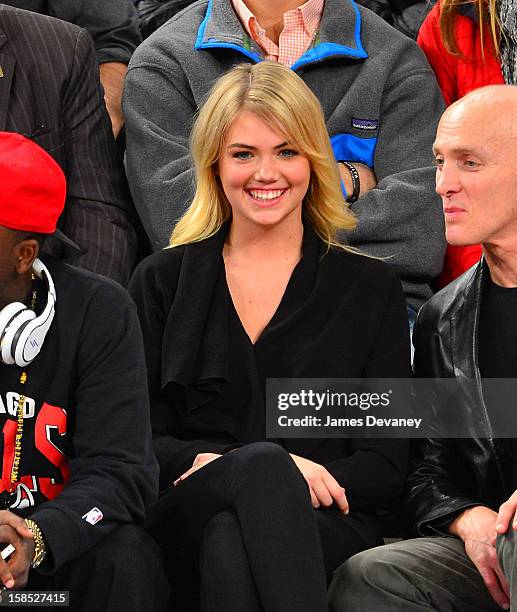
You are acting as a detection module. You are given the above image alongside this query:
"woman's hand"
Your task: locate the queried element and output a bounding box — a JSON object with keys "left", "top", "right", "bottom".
{"left": 173, "top": 453, "right": 222, "bottom": 486}
{"left": 289, "top": 454, "right": 349, "bottom": 514}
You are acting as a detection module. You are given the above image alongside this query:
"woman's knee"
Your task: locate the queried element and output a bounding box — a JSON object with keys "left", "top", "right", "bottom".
{"left": 231, "top": 442, "right": 298, "bottom": 481}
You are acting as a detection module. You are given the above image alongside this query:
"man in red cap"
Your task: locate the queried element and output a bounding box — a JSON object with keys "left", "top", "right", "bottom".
{"left": 0, "top": 133, "right": 168, "bottom": 610}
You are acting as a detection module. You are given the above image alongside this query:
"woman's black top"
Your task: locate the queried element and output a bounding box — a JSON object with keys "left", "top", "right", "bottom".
{"left": 129, "top": 225, "right": 411, "bottom": 544}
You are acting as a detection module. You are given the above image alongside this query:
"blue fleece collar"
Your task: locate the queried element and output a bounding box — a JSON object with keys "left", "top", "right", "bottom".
{"left": 195, "top": 0, "right": 368, "bottom": 66}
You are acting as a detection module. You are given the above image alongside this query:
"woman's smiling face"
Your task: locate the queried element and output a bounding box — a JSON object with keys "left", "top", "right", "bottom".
{"left": 217, "top": 110, "right": 311, "bottom": 231}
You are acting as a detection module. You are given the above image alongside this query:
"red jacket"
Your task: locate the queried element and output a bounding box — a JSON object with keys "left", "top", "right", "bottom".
{"left": 417, "top": 3, "right": 503, "bottom": 287}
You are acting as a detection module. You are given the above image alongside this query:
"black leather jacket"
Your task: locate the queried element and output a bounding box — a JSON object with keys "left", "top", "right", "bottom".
{"left": 406, "top": 260, "right": 512, "bottom": 535}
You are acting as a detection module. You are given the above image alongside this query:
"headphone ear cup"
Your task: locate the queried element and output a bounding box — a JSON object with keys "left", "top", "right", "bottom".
{"left": 0, "top": 302, "right": 26, "bottom": 333}
{"left": 0, "top": 302, "right": 29, "bottom": 364}
{"left": 0, "top": 305, "right": 36, "bottom": 365}
{"left": 14, "top": 295, "right": 55, "bottom": 367}
{"left": 1, "top": 260, "right": 56, "bottom": 367}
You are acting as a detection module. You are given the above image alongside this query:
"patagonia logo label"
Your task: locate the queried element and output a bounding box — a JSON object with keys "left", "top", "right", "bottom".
{"left": 352, "top": 118, "right": 378, "bottom": 131}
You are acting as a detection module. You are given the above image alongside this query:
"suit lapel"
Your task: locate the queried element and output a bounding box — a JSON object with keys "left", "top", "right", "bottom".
{"left": 0, "top": 32, "right": 15, "bottom": 132}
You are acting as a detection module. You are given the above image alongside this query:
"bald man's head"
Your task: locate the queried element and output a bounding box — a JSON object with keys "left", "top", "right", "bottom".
{"left": 444, "top": 85, "right": 517, "bottom": 139}
{"left": 433, "top": 85, "right": 517, "bottom": 249}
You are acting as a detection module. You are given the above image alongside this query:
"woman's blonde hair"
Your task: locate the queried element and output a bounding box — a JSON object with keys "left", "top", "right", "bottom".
{"left": 170, "top": 61, "right": 357, "bottom": 249}
{"left": 439, "top": 0, "right": 501, "bottom": 59}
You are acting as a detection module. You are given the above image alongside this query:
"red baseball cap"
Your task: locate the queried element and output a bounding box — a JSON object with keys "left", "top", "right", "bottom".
{"left": 0, "top": 131, "right": 66, "bottom": 233}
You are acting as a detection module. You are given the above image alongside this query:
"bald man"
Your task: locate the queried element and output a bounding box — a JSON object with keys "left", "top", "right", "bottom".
{"left": 329, "top": 85, "right": 517, "bottom": 612}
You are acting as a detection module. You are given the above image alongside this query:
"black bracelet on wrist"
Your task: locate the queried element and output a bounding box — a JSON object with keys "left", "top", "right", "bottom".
{"left": 338, "top": 160, "right": 360, "bottom": 204}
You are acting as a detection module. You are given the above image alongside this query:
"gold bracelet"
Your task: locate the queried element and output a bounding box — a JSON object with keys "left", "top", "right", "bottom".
{"left": 24, "top": 519, "right": 46, "bottom": 569}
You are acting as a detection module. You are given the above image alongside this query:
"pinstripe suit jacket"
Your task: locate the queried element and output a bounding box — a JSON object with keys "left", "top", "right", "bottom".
{"left": 0, "top": 4, "right": 137, "bottom": 285}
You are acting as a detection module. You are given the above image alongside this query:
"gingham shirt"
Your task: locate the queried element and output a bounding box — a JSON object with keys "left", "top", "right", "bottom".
{"left": 231, "top": 0, "right": 324, "bottom": 67}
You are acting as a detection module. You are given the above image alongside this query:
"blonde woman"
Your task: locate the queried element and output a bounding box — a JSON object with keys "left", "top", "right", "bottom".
{"left": 417, "top": 0, "right": 511, "bottom": 286}
{"left": 129, "top": 62, "right": 410, "bottom": 612}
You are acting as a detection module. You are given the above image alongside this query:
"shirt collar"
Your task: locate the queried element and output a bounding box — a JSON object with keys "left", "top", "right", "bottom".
{"left": 230, "top": 0, "right": 324, "bottom": 44}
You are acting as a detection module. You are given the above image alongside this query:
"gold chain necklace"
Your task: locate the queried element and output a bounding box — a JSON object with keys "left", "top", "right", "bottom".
{"left": 8, "top": 278, "right": 37, "bottom": 491}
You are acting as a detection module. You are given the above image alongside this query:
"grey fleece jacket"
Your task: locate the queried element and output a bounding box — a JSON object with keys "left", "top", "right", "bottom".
{"left": 124, "top": 0, "right": 446, "bottom": 310}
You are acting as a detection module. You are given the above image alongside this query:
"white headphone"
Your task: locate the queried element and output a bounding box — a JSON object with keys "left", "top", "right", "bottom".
{"left": 0, "top": 258, "right": 56, "bottom": 367}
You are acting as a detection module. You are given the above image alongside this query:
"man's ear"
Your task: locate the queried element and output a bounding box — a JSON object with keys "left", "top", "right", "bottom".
{"left": 13, "top": 240, "right": 39, "bottom": 275}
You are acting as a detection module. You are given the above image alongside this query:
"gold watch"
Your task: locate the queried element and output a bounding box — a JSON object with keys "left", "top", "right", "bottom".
{"left": 24, "top": 519, "right": 46, "bottom": 569}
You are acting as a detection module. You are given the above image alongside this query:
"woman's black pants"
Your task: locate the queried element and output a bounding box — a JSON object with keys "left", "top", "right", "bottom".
{"left": 147, "top": 442, "right": 369, "bottom": 612}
